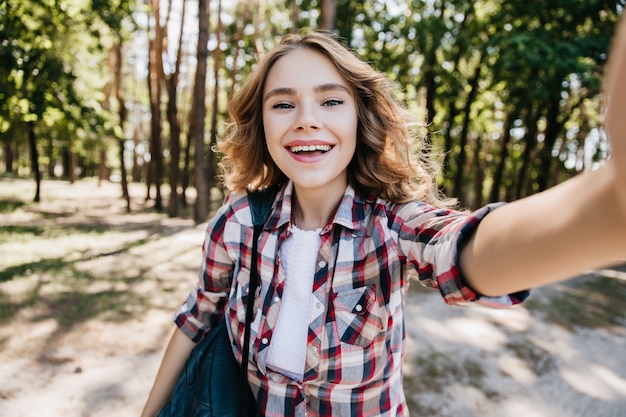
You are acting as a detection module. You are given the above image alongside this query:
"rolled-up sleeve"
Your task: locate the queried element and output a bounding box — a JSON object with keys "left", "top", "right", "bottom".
{"left": 397, "top": 201, "right": 529, "bottom": 308}
{"left": 173, "top": 198, "right": 238, "bottom": 342}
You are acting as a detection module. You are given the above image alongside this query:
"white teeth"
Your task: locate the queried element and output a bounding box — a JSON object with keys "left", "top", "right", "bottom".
{"left": 289, "top": 145, "right": 332, "bottom": 153}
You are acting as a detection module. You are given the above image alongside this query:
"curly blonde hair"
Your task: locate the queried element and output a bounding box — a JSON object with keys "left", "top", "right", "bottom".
{"left": 218, "top": 31, "right": 448, "bottom": 206}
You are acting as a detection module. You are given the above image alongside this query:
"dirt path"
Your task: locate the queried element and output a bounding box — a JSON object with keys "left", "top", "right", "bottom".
{"left": 0, "top": 178, "right": 625, "bottom": 417}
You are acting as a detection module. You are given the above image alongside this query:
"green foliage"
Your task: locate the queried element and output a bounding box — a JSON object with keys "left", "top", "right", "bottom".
{"left": 0, "top": 0, "right": 137, "bottom": 179}
{"left": 1, "top": 0, "right": 621, "bottom": 210}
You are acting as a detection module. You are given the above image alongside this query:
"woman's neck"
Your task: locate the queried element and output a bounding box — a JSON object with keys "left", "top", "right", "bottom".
{"left": 292, "top": 185, "right": 346, "bottom": 231}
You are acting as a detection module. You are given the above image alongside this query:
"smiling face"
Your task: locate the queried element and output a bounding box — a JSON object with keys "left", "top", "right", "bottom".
{"left": 262, "top": 48, "right": 358, "bottom": 199}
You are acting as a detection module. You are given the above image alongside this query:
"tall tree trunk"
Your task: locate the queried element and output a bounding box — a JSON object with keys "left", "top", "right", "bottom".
{"left": 290, "top": 0, "right": 298, "bottom": 32}
{"left": 423, "top": 47, "right": 437, "bottom": 145}
{"left": 28, "top": 121, "right": 41, "bottom": 203}
{"left": 113, "top": 42, "right": 131, "bottom": 212}
{"left": 98, "top": 148, "right": 106, "bottom": 186}
{"left": 471, "top": 132, "right": 485, "bottom": 210}
{"left": 515, "top": 107, "right": 541, "bottom": 200}
{"left": 536, "top": 97, "right": 564, "bottom": 192}
{"left": 132, "top": 124, "right": 141, "bottom": 182}
{"left": 230, "top": 0, "right": 251, "bottom": 98}
{"left": 489, "top": 109, "right": 516, "bottom": 202}
{"left": 181, "top": 120, "right": 192, "bottom": 208}
{"left": 207, "top": 0, "right": 222, "bottom": 195}
{"left": 4, "top": 133, "right": 14, "bottom": 173}
{"left": 452, "top": 54, "right": 483, "bottom": 202}
{"left": 320, "top": 0, "right": 336, "bottom": 30}
{"left": 68, "top": 149, "right": 76, "bottom": 183}
{"left": 253, "top": 0, "right": 265, "bottom": 59}
{"left": 166, "top": 0, "right": 187, "bottom": 218}
{"left": 207, "top": 0, "right": 222, "bottom": 204}
{"left": 148, "top": 0, "right": 164, "bottom": 211}
{"left": 192, "top": 0, "right": 211, "bottom": 222}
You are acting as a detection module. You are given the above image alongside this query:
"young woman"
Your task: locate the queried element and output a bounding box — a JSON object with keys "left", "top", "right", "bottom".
{"left": 142, "top": 20, "right": 626, "bottom": 417}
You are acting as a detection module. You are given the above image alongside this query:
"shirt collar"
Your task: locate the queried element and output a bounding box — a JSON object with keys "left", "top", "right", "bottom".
{"left": 265, "top": 181, "right": 372, "bottom": 235}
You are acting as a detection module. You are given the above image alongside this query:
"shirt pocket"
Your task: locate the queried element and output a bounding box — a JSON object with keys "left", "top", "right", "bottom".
{"left": 332, "top": 285, "right": 384, "bottom": 348}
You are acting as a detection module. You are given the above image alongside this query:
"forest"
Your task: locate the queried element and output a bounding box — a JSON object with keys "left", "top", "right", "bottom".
{"left": 1, "top": 0, "right": 623, "bottom": 222}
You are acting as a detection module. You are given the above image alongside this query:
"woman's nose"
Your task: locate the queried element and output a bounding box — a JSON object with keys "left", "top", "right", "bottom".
{"left": 293, "top": 104, "right": 321, "bottom": 131}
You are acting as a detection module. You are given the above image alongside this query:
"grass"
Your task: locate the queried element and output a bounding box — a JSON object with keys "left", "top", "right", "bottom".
{"left": 0, "top": 190, "right": 175, "bottom": 328}
{"left": 403, "top": 349, "right": 495, "bottom": 414}
{"left": 0, "top": 199, "right": 25, "bottom": 213}
{"left": 504, "top": 340, "right": 556, "bottom": 376}
{"left": 525, "top": 276, "right": 626, "bottom": 329}
{"left": 404, "top": 350, "right": 486, "bottom": 392}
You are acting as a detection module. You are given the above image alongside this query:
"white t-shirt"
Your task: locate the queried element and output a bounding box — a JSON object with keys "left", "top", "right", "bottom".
{"left": 265, "top": 225, "right": 321, "bottom": 381}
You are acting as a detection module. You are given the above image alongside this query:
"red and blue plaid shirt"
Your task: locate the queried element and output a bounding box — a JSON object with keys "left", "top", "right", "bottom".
{"left": 175, "top": 182, "right": 528, "bottom": 417}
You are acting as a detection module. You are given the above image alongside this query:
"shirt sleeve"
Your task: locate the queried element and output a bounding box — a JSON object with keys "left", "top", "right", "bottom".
{"left": 397, "top": 201, "right": 529, "bottom": 308}
{"left": 173, "top": 196, "right": 238, "bottom": 342}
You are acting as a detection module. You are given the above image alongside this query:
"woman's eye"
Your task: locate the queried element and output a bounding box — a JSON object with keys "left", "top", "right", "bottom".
{"left": 272, "top": 102, "right": 293, "bottom": 109}
{"left": 323, "top": 99, "right": 344, "bottom": 107}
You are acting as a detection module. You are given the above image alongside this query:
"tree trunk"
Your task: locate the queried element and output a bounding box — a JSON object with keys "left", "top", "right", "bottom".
{"left": 98, "top": 148, "right": 106, "bottom": 186}
{"left": 452, "top": 54, "right": 483, "bottom": 202}
{"left": 113, "top": 42, "right": 131, "bottom": 212}
{"left": 4, "top": 134, "right": 14, "bottom": 173}
{"left": 471, "top": 132, "right": 485, "bottom": 210}
{"left": 181, "top": 123, "right": 192, "bottom": 208}
{"left": 207, "top": 0, "right": 222, "bottom": 199}
{"left": 535, "top": 97, "right": 563, "bottom": 192}
{"left": 253, "top": 0, "right": 265, "bottom": 59}
{"left": 320, "top": 0, "right": 336, "bottom": 30}
{"left": 132, "top": 124, "right": 141, "bottom": 182}
{"left": 147, "top": 0, "right": 164, "bottom": 211}
{"left": 515, "top": 107, "right": 541, "bottom": 200}
{"left": 290, "top": 0, "right": 298, "bottom": 32}
{"left": 489, "top": 110, "right": 516, "bottom": 202}
{"left": 230, "top": 0, "right": 251, "bottom": 98}
{"left": 423, "top": 47, "right": 437, "bottom": 145}
{"left": 28, "top": 121, "right": 41, "bottom": 203}
{"left": 192, "top": 0, "right": 211, "bottom": 222}
{"left": 166, "top": 0, "right": 187, "bottom": 218}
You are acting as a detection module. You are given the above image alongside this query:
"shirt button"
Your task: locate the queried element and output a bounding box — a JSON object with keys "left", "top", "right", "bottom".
{"left": 318, "top": 260, "right": 326, "bottom": 268}
{"left": 262, "top": 337, "right": 269, "bottom": 345}
{"left": 273, "top": 296, "right": 280, "bottom": 303}
{"left": 309, "top": 346, "right": 318, "bottom": 354}
{"left": 355, "top": 304, "right": 363, "bottom": 312}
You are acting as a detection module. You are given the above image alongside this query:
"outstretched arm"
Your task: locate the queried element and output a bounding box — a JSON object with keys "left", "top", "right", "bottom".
{"left": 460, "top": 15, "right": 626, "bottom": 297}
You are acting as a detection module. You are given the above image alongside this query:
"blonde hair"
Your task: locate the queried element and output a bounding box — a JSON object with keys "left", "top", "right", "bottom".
{"left": 218, "top": 31, "right": 448, "bottom": 206}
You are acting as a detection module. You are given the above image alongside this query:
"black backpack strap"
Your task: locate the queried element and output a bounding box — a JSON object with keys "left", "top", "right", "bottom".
{"left": 238, "top": 185, "right": 280, "bottom": 417}
{"left": 247, "top": 185, "right": 280, "bottom": 226}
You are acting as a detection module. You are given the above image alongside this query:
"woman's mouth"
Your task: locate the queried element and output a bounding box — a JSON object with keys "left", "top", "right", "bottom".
{"left": 288, "top": 144, "right": 333, "bottom": 154}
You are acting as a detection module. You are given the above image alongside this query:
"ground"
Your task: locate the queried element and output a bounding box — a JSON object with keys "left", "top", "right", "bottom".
{"left": 0, "top": 177, "right": 625, "bottom": 417}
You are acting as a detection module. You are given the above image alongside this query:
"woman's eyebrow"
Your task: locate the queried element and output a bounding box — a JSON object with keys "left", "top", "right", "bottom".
{"left": 263, "top": 83, "right": 351, "bottom": 103}
{"left": 314, "top": 83, "right": 351, "bottom": 94}
{"left": 263, "top": 87, "right": 295, "bottom": 103}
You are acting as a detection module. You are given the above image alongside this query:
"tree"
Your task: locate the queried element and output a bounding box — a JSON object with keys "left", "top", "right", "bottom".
{"left": 147, "top": 0, "right": 165, "bottom": 211}
{"left": 191, "top": 0, "right": 211, "bottom": 222}
{"left": 164, "top": 0, "right": 188, "bottom": 217}
{"left": 0, "top": 0, "right": 109, "bottom": 201}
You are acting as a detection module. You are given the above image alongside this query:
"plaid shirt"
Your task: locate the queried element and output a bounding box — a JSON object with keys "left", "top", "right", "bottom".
{"left": 175, "top": 182, "right": 528, "bottom": 417}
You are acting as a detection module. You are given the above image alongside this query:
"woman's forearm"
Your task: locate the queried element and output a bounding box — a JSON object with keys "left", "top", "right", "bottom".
{"left": 141, "top": 327, "right": 197, "bottom": 417}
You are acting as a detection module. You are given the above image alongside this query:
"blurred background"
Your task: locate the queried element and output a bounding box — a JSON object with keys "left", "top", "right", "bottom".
{"left": 1, "top": 0, "right": 624, "bottom": 218}
{"left": 1, "top": 1, "right": 625, "bottom": 416}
